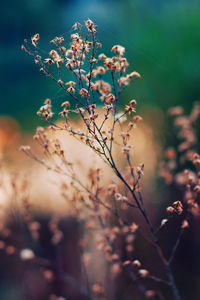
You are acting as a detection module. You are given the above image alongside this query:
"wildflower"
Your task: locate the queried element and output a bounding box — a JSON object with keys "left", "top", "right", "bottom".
{"left": 98, "top": 53, "right": 107, "bottom": 60}
{"left": 20, "top": 248, "right": 35, "bottom": 260}
{"left": 138, "top": 269, "right": 149, "bottom": 278}
{"left": 166, "top": 206, "right": 175, "bottom": 215}
{"left": 128, "top": 71, "right": 141, "bottom": 78}
{"left": 145, "top": 290, "right": 156, "bottom": 298}
{"left": 125, "top": 104, "right": 136, "bottom": 114}
{"left": 85, "top": 18, "right": 96, "bottom": 33}
{"left": 82, "top": 252, "right": 91, "bottom": 266}
{"left": 72, "top": 22, "right": 82, "bottom": 30}
{"left": 133, "top": 115, "right": 143, "bottom": 122}
{"left": 192, "top": 153, "right": 200, "bottom": 166}
{"left": 126, "top": 245, "right": 134, "bottom": 252}
{"left": 118, "top": 76, "right": 130, "bottom": 86}
{"left": 132, "top": 260, "right": 141, "bottom": 268}
{"left": 0, "top": 241, "right": 5, "bottom": 249}
{"left": 31, "top": 33, "right": 40, "bottom": 47}
{"left": 44, "top": 58, "right": 54, "bottom": 65}
{"left": 95, "top": 80, "right": 111, "bottom": 95}
{"left": 43, "top": 269, "right": 54, "bottom": 281}
{"left": 104, "top": 58, "right": 114, "bottom": 70}
{"left": 111, "top": 45, "right": 125, "bottom": 56}
{"left": 194, "top": 185, "right": 200, "bottom": 193}
{"left": 165, "top": 147, "right": 176, "bottom": 160}
{"left": 129, "top": 99, "right": 137, "bottom": 106}
{"left": 51, "top": 230, "right": 63, "bottom": 245}
{"left": 161, "top": 219, "right": 168, "bottom": 226}
{"left": 123, "top": 260, "right": 131, "bottom": 267}
{"left": 128, "top": 122, "right": 135, "bottom": 129}
{"left": 114, "top": 193, "right": 124, "bottom": 201}
{"left": 168, "top": 106, "right": 183, "bottom": 116}
{"left": 6, "top": 245, "right": 15, "bottom": 255}
{"left": 96, "top": 42, "right": 102, "bottom": 48}
{"left": 92, "top": 284, "right": 104, "bottom": 296}
{"left": 172, "top": 201, "right": 183, "bottom": 215}
{"left": 110, "top": 263, "right": 122, "bottom": 278}
{"left": 49, "top": 50, "right": 59, "bottom": 59}
{"left": 129, "top": 222, "right": 138, "bottom": 233}
{"left": 181, "top": 220, "right": 189, "bottom": 229}
{"left": 50, "top": 36, "right": 64, "bottom": 45}
{"left": 104, "top": 93, "right": 115, "bottom": 104}
{"left": 97, "top": 66, "right": 106, "bottom": 75}
{"left": 71, "top": 33, "right": 80, "bottom": 40}
{"left": 58, "top": 79, "right": 64, "bottom": 86}
{"left": 122, "top": 146, "right": 131, "bottom": 154}
{"left": 136, "top": 163, "right": 144, "bottom": 176}
{"left": 65, "top": 81, "right": 76, "bottom": 87}
{"left": 61, "top": 101, "right": 70, "bottom": 108}
{"left": 19, "top": 145, "right": 31, "bottom": 152}
{"left": 80, "top": 88, "right": 90, "bottom": 98}
{"left": 126, "top": 234, "right": 135, "bottom": 243}
{"left": 29, "top": 221, "right": 41, "bottom": 231}
{"left": 67, "top": 86, "right": 75, "bottom": 93}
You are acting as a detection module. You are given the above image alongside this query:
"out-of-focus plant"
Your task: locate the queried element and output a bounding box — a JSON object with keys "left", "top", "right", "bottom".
{"left": 16, "top": 19, "right": 200, "bottom": 300}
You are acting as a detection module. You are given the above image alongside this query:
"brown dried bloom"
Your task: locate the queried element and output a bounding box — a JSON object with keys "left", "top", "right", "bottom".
{"left": 172, "top": 201, "right": 183, "bottom": 215}
{"left": 138, "top": 269, "right": 149, "bottom": 278}
{"left": 111, "top": 45, "right": 125, "bottom": 56}
{"left": 31, "top": 33, "right": 40, "bottom": 47}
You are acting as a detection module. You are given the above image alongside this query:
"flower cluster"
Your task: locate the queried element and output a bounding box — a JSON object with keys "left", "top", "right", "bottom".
{"left": 159, "top": 103, "right": 200, "bottom": 218}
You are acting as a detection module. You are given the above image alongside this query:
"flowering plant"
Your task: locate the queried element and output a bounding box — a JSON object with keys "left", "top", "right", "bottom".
{"left": 17, "top": 19, "right": 200, "bottom": 300}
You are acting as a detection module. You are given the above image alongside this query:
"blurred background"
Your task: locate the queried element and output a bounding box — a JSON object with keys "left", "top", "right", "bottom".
{"left": 1, "top": 1, "right": 200, "bottom": 299}
{"left": 1, "top": 0, "right": 200, "bottom": 132}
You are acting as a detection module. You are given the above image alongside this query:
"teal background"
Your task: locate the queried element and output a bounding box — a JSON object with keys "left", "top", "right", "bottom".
{"left": 1, "top": 0, "right": 200, "bottom": 131}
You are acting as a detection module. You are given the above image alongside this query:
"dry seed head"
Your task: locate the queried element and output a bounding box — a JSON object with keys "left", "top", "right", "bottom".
{"left": 166, "top": 206, "right": 175, "bottom": 214}
{"left": 61, "top": 101, "right": 70, "bottom": 107}
{"left": 161, "top": 219, "right": 168, "bottom": 226}
{"left": 31, "top": 33, "right": 40, "bottom": 47}
{"left": 132, "top": 259, "right": 141, "bottom": 268}
{"left": 138, "top": 269, "right": 149, "bottom": 278}
{"left": 172, "top": 201, "right": 183, "bottom": 215}
{"left": 92, "top": 283, "right": 104, "bottom": 296}
{"left": 111, "top": 45, "right": 125, "bottom": 56}
{"left": 181, "top": 220, "right": 189, "bottom": 229}
{"left": 43, "top": 269, "right": 54, "bottom": 281}
{"left": 126, "top": 244, "right": 134, "bottom": 252}
{"left": 20, "top": 248, "right": 35, "bottom": 260}
{"left": 0, "top": 241, "right": 5, "bottom": 249}
{"left": 19, "top": 145, "right": 31, "bottom": 152}
{"left": 168, "top": 106, "right": 183, "bottom": 116}
{"left": 128, "top": 71, "right": 141, "bottom": 78}
{"left": 133, "top": 115, "right": 143, "bottom": 122}
{"left": 122, "top": 260, "right": 131, "bottom": 267}
{"left": 145, "top": 290, "right": 156, "bottom": 298}
{"left": 129, "top": 222, "right": 138, "bottom": 233}
{"left": 129, "top": 99, "right": 137, "bottom": 106}
{"left": 110, "top": 263, "right": 122, "bottom": 278}
{"left": 6, "top": 245, "right": 15, "bottom": 255}
{"left": 126, "top": 234, "right": 135, "bottom": 244}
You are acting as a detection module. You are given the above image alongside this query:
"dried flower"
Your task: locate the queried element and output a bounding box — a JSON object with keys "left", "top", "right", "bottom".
{"left": 181, "top": 220, "right": 189, "bottom": 229}
{"left": 20, "top": 248, "right": 35, "bottom": 260}
{"left": 31, "top": 33, "right": 40, "bottom": 47}
{"left": 138, "top": 269, "right": 149, "bottom": 278}
{"left": 111, "top": 45, "right": 125, "bottom": 56}
{"left": 132, "top": 260, "right": 141, "bottom": 268}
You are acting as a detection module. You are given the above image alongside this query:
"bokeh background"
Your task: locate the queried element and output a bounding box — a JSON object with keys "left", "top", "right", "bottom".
{"left": 1, "top": 0, "right": 200, "bottom": 131}
{"left": 1, "top": 1, "right": 200, "bottom": 299}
